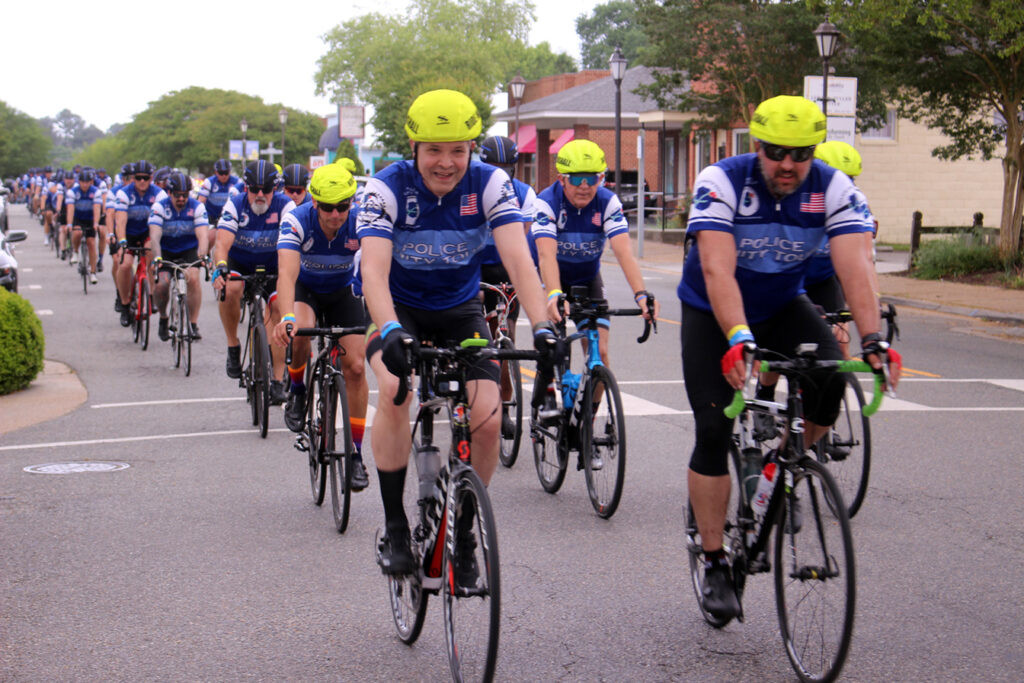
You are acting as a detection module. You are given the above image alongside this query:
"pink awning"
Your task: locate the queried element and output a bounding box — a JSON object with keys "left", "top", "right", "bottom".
{"left": 549, "top": 129, "right": 575, "bottom": 154}
{"left": 511, "top": 124, "right": 536, "bottom": 154}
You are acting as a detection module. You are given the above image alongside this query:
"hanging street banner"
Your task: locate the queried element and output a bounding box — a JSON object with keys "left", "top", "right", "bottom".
{"left": 803, "top": 76, "right": 858, "bottom": 117}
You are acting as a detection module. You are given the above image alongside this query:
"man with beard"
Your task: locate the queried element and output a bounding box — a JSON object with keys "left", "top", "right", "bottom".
{"left": 678, "top": 95, "right": 902, "bottom": 620}
{"left": 212, "top": 160, "right": 295, "bottom": 403}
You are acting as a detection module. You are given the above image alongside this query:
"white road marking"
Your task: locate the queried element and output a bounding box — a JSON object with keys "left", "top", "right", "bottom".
{"left": 22, "top": 268, "right": 33, "bottom": 272}
{"left": 92, "top": 397, "right": 245, "bottom": 409}
{"left": 27, "top": 284, "right": 41, "bottom": 290}
{"left": 0, "top": 428, "right": 291, "bottom": 452}
{"left": 35, "top": 310, "right": 53, "bottom": 316}
{"left": 987, "top": 379, "right": 1024, "bottom": 393}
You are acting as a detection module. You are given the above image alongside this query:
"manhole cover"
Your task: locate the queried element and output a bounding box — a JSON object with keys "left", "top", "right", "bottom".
{"left": 23, "top": 462, "right": 130, "bottom": 474}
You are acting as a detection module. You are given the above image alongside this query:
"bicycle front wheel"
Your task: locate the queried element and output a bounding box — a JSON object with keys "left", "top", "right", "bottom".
{"left": 253, "top": 323, "right": 270, "bottom": 439}
{"left": 170, "top": 291, "right": 182, "bottom": 368}
{"left": 443, "top": 468, "right": 501, "bottom": 683}
{"left": 139, "top": 278, "right": 151, "bottom": 351}
{"left": 181, "top": 294, "right": 192, "bottom": 377}
{"left": 814, "top": 375, "right": 870, "bottom": 518}
{"left": 79, "top": 243, "right": 88, "bottom": 294}
{"left": 497, "top": 339, "right": 523, "bottom": 468}
{"left": 774, "top": 458, "right": 855, "bottom": 683}
{"left": 581, "top": 366, "right": 627, "bottom": 518}
{"left": 327, "top": 374, "right": 353, "bottom": 533}
{"left": 306, "top": 365, "right": 327, "bottom": 506}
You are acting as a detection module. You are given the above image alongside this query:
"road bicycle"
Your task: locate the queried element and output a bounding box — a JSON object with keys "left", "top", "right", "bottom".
{"left": 685, "top": 343, "right": 890, "bottom": 683}
{"left": 73, "top": 227, "right": 90, "bottom": 294}
{"left": 161, "top": 259, "right": 209, "bottom": 377}
{"left": 480, "top": 281, "right": 523, "bottom": 468}
{"left": 122, "top": 245, "right": 152, "bottom": 350}
{"left": 530, "top": 286, "right": 655, "bottom": 518}
{"left": 224, "top": 268, "right": 276, "bottom": 438}
{"left": 287, "top": 322, "right": 367, "bottom": 533}
{"left": 379, "top": 335, "right": 543, "bottom": 682}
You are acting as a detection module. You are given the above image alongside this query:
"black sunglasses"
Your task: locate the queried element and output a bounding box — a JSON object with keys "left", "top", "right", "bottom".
{"left": 248, "top": 185, "right": 275, "bottom": 195}
{"left": 318, "top": 200, "right": 351, "bottom": 214}
{"left": 135, "top": 175, "right": 151, "bottom": 181}
{"left": 171, "top": 191, "right": 189, "bottom": 199}
{"left": 284, "top": 186, "right": 305, "bottom": 194}
{"left": 761, "top": 143, "right": 816, "bottom": 163}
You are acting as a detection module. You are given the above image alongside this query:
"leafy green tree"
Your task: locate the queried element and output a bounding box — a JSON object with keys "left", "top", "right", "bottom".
{"left": 576, "top": 1, "right": 649, "bottom": 70}
{"left": 316, "top": 0, "right": 573, "bottom": 155}
{"left": 335, "top": 139, "right": 365, "bottom": 176}
{"left": 826, "top": 0, "right": 1024, "bottom": 257}
{"left": 636, "top": 1, "right": 888, "bottom": 140}
{"left": 73, "top": 136, "right": 131, "bottom": 173}
{"left": 0, "top": 101, "right": 52, "bottom": 177}
{"left": 504, "top": 41, "right": 577, "bottom": 82}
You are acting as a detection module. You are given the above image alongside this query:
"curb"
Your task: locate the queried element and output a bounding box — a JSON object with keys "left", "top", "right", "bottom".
{"left": 881, "top": 296, "right": 1024, "bottom": 329}
{"left": 0, "top": 359, "right": 87, "bottom": 435}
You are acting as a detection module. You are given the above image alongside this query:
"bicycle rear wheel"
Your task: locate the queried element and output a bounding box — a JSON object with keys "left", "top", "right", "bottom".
{"left": 383, "top": 532, "right": 429, "bottom": 645}
{"left": 775, "top": 458, "right": 855, "bottom": 683}
{"left": 179, "top": 292, "right": 192, "bottom": 377}
{"left": 130, "top": 288, "right": 141, "bottom": 343}
{"left": 139, "top": 278, "right": 151, "bottom": 351}
{"left": 685, "top": 442, "right": 743, "bottom": 629}
{"left": 814, "top": 375, "right": 870, "bottom": 518}
{"left": 306, "top": 365, "right": 327, "bottom": 505}
{"left": 253, "top": 323, "right": 271, "bottom": 438}
{"left": 497, "top": 339, "right": 523, "bottom": 468}
{"left": 581, "top": 366, "right": 627, "bottom": 518}
{"left": 170, "top": 291, "right": 182, "bottom": 368}
{"left": 79, "top": 242, "right": 88, "bottom": 294}
{"left": 327, "top": 374, "right": 353, "bottom": 533}
{"left": 444, "top": 468, "right": 500, "bottom": 683}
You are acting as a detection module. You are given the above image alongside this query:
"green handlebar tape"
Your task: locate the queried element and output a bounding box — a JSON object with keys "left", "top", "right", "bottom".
{"left": 723, "top": 359, "right": 885, "bottom": 418}
{"left": 724, "top": 391, "right": 746, "bottom": 419}
{"left": 460, "top": 337, "right": 489, "bottom": 348}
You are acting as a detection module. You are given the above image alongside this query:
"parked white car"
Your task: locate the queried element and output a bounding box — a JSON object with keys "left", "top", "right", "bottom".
{"left": 0, "top": 229, "right": 27, "bottom": 292}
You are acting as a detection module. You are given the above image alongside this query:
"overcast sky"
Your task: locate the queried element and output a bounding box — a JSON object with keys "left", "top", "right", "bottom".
{"left": 2, "top": 0, "right": 600, "bottom": 132}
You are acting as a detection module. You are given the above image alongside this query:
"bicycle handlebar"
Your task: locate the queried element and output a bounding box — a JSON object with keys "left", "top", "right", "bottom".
{"left": 559, "top": 290, "right": 658, "bottom": 343}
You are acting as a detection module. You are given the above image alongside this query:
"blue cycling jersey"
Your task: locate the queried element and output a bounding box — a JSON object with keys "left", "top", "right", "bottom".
{"left": 149, "top": 196, "right": 209, "bottom": 253}
{"left": 198, "top": 175, "right": 241, "bottom": 222}
{"left": 678, "top": 154, "right": 873, "bottom": 323}
{"left": 218, "top": 192, "right": 296, "bottom": 269}
{"left": 65, "top": 184, "right": 103, "bottom": 223}
{"left": 356, "top": 159, "right": 524, "bottom": 310}
{"left": 479, "top": 177, "right": 536, "bottom": 266}
{"left": 531, "top": 181, "right": 629, "bottom": 287}
{"left": 116, "top": 184, "right": 167, "bottom": 237}
{"left": 278, "top": 202, "right": 360, "bottom": 294}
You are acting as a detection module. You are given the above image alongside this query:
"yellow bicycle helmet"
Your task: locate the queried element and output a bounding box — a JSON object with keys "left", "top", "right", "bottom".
{"left": 308, "top": 163, "right": 357, "bottom": 204}
{"left": 814, "top": 140, "right": 862, "bottom": 177}
{"left": 554, "top": 139, "right": 607, "bottom": 174}
{"left": 405, "top": 89, "right": 482, "bottom": 142}
{"left": 749, "top": 95, "right": 827, "bottom": 147}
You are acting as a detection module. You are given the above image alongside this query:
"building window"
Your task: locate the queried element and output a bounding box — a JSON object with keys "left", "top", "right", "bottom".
{"left": 732, "top": 129, "right": 750, "bottom": 155}
{"left": 694, "top": 131, "right": 712, "bottom": 176}
{"left": 861, "top": 109, "right": 897, "bottom": 140}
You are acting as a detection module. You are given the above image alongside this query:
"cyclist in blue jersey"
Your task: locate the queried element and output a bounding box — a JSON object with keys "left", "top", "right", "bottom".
{"left": 114, "top": 160, "right": 167, "bottom": 326}
{"left": 679, "top": 96, "right": 902, "bottom": 619}
{"left": 357, "top": 89, "right": 557, "bottom": 574}
{"left": 53, "top": 171, "right": 76, "bottom": 256}
{"left": 281, "top": 164, "right": 312, "bottom": 207}
{"left": 64, "top": 168, "right": 103, "bottom": 283}
{"left": 271, "top": 163, "right": 371, "bottom": 490}
{"left": 149, "top": 172, "right": 210, "bottom": 342}
{"left": 33, "top": 166, "right": 53, "bottom": 216}
{"left": 41, "top": 169, "right": 61, "bottom": 246}
{"left": 212, "top": 160, "right": 296, "bottom": 403}
{"left": 198, "top": 159, "right": 241, "bottom": 254}
{"left": 533, "top": 139, "right": 659, "bottom": 361}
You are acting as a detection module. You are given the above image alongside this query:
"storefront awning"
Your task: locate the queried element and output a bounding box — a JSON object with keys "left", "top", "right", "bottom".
{"left": 549, "top": 129, "right": 575, "bottom": 154}
{"left": 511, "top": 124, "right": 537, "bottom": 154}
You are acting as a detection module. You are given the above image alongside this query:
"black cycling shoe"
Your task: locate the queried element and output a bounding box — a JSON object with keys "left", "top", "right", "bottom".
{"left": 350, "top": 458, "right": 370, "bottom": 491}
{"left": 114, "top": 296, "right": 124, "bottom": 313}
{"left": 120, "top": 307, "right": 132, "bottom": 327}
{"left": 753, "top": 412, "right": 780, "bottom": 441}
{"left": 96, "top": 258, "right": 103, "bottom": 273}
{"left": 702, "top": 564, "right": 741, "bottom": 620}
{"left": 157, "top": 317, "right": 169, "bottom": 342}
{"left": 377, "top": 527, "right": 415, "bottom": 575}
{"left": 454, "top": 531, "right": 480, "bottom": 590}
{"left": 189, "top": 323, "right": 201, "bottom": 341}
{"left": 225, "top": 346, "right": 242, "bottom": 379}
{"left": 284, "top": 389, "right": 306, "bottom": 432}
{"left": 270, "top": 380, "right": 288, "bottom": 406}
{"left": 501, "top": 412, "right": 515, "bottom": 439}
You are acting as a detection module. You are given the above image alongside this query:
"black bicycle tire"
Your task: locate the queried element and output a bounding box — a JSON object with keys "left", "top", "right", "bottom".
{"left": 79, "top": 241, "right": 88, "bottom": 294}
{"left": 307, "top": 362, "right": 327, "bottom": 505}
{"left": 386, "top": 549, "right": 429, "bottom": 645}
{"left": 498, "top": 338, "right": 523, "bottom": 468}
{"left": 581, "top": 366, "right": 627, "bottom": 518}
{"left": 774, "top": 458, "right": 855, "bottom": 683}
{"left": 181, "top": 294, "right": 192, "bottom": 377}
{"left": 170, "top": 291, "right": 181, "bottom": 368}
{"left": 245, "top": 323, "right": 259, "bottom": 426}
{"left": 814, "top": 375, "right": 871, "bottom": 519}
{"left": 130, "top": 286, "right": 141, "bottom": 343}
{"left": 328, "top": 374, "right": 353, "bottom": 534}
{"left": 140, "top": 279, "right": 151, "bottom": 351}
{"left": 254, "top": 322, "right": 270, "bottom": 439}
{"left": 443, "top": 468, "right": 501, "bottom": 683}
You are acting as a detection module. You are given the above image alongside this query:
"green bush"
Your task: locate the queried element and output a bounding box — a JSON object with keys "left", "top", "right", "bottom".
{"left": 0, "top": 288, "right": 45, "bottom": 395}
{"left": 911, "top": 239, "right": 1003, "bottom": 279}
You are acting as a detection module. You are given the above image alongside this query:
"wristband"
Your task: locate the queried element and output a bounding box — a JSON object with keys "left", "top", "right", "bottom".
{"left": 547, "top": 289, "right": 563, "bottom": 302}
{"left": 216, "top": 260, "right": 227, "bottom": 267}
{"left": 281, "top": 313, "right": 296, "bottom": 324}
{"left": 860, "top": 332, "right": 883, "bottom": 348}
{"left": 727, "top": 324, "right": 754, "bottom": 346}
{"left": 634, "top": 291, "right": 648, "bottom": 303}
{"left": 380, "top": 321, "right": 401, "bottom": 339}
{"left": 118, "top": 239, "right": 127, "bottom": 246}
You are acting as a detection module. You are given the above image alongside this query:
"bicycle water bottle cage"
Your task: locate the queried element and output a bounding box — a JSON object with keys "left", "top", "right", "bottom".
{"left": 561, "top": 371, "right": 581, "bottom": 405}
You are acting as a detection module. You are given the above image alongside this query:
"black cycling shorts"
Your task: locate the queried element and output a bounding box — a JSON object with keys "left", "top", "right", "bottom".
{"left": 72, "top": 217, "right": 97, "bottom": 239}
{"left": 296, "top": 281, "right": 368, "bottom": 330}
{"left": 567, "top": 272, "right": 609, "bottom": 330}
{"left": 367, "top": 299, "right": 499, "bottom": 383}
{"left": 681, "top": 296, "right": 846, "bottom": 477}
{"left": 480, "top": 263, "right": 520, "bottom": 324}
{"left": 227, "top": 256, "right": 277, "bottom": 301}
{"left": 158, "top": 248, "right": 200, "bottom": 273}
{"left": 805, "top": 275, "right": 846, "bottom": 314}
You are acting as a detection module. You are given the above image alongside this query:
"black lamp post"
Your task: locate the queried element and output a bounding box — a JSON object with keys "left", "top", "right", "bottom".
{"left": 278, "top": 108, "right": 288, "bottom": 166}
{"left": 510, "top": 72, "right": 526, "bottom": 175}
{"left": 609, "top": 45, "right": 627, "bottom": 193}
{"left": 814, "top": 17, "right": 841, "bottom": 124}
{"left": 240, "top": 118, "right": 248, "bottom": 167}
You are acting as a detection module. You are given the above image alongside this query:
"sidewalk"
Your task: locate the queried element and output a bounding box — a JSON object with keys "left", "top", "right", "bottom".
{"left": 0, "top": 360, "right": 87, "bottom": 436}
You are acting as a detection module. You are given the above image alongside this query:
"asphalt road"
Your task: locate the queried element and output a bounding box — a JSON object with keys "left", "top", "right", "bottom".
{"left": 3, "top": 204, "right": 1023, "bottom": 681}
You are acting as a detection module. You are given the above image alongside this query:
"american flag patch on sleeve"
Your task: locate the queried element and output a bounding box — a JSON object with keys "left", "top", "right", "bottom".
{"left": 799, "top": 192, "right": 825, "bottom": 213}
{"left": 460, "top": 193, "right": 478, "bottom": 216}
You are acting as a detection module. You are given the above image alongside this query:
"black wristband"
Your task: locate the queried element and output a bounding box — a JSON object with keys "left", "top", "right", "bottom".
{"left": 860, "top": 332, "right": 883, "bottom": 348}
{"left": 533, "top": 321, "right": 554, "bottom": 335}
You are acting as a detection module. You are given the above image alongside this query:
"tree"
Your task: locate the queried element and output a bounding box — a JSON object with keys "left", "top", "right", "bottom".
{"left": 0, "top": 101, "right": 52, "bottom": 177}
{"left": 826, "top": 0, "right": 1024, "bottom": 257}
{"left": 315, "top": 0, "right": 573, "bottom": 155}
{"left": 335, "top": 139, "right": 365, "bottom": 176}
{"left": 504, "top": 41, "right": 577, "bottom": 82}
{"left": 576, "top": 1, "right": 649, "bottom": 70}
{"left": 73, "top": 136, "right": 131, "bottom": 173}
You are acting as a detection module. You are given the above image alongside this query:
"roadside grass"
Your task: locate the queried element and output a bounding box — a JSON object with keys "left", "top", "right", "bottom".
{"left": 912, "top": 239, "right": 1024, "bottom": 288}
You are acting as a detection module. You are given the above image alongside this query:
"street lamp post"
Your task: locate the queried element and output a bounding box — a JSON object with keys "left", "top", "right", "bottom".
{"left": 609, "top": 45, "right": 627, "bottom": 197}
{"left": 814, "top": 17, "right": 841, "bottom": 127}
{"left": 278, "top": 108, "right": 288, "bottom": 166}
{"left": 510, "top": 72, "right": 526, "bottom": 176}
{"left": 240, "top": 118, "right": 248, "bottom": 167}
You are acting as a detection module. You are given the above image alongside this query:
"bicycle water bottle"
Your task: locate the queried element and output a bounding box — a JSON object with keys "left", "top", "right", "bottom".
{"left": 750, "top": 461, "right": 777, "bottom": 518}
{"left": 415, "top": 445, "right": 441, "bottom": 500}
{"left": 741, "top": 448, "right": 762, "bottom": 504}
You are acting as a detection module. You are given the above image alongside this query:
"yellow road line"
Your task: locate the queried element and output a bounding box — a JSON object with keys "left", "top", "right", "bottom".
{"left": 901, "top": 367, "right": 942, "bottom": 378}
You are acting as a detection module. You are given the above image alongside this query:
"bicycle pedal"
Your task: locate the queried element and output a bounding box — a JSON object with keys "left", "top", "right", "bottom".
{"left": 294, "top": 434, "right": 310, "bottom": 452}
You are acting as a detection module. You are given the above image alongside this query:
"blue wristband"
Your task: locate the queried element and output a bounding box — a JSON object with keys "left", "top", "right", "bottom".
{"left": 729, "top": 329, "right": 755, "bottom": 346}
{"left": 380, "top": 321, "right": 401, "bottom": 339}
